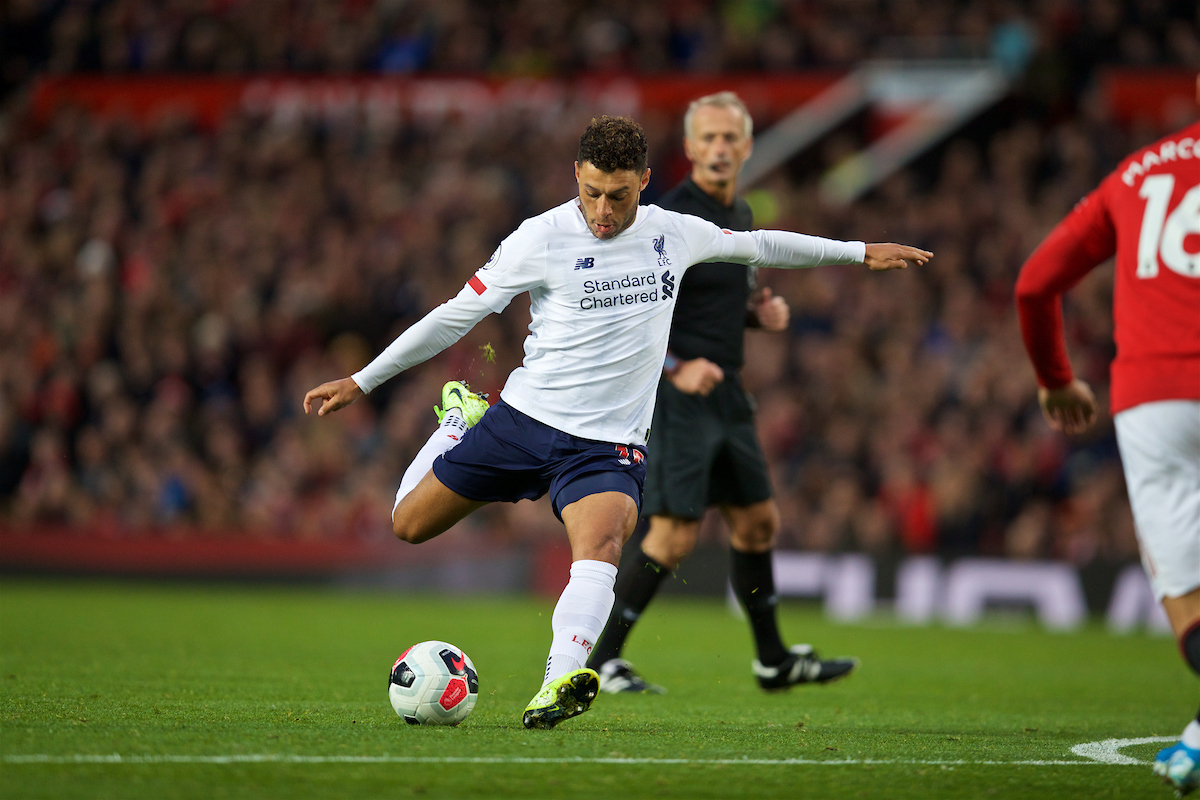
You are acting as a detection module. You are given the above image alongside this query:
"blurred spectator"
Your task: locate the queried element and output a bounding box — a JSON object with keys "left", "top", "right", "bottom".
{"left": 0, "top": 0, "right": 1193, "bottom": 575}
{"left": 2, "top": 1, "right": 1196, "bottom": 102}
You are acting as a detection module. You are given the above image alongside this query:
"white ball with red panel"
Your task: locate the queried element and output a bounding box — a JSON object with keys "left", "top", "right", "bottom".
{"left": 388, "top": 640, "right": 479, "bottom": 725}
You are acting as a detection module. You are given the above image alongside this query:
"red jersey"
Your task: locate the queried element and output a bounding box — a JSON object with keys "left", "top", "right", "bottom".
{"left": 1015, "top": 122, "right": 1200, "bottom": 414}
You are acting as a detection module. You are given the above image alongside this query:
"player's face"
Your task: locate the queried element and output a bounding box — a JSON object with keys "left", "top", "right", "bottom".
{"left": 575, "top": 161, "right": 651, "bottom": 240}
{"left": 684, "top": 105, "right": 753, "bottom": 191}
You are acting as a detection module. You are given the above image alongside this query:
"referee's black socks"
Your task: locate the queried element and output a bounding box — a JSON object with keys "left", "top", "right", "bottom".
{"left": 730, "top": 547, "right": 789, "bottom": 667}
{"left": 588, "top": 551, "right": 670, "bottom": 669}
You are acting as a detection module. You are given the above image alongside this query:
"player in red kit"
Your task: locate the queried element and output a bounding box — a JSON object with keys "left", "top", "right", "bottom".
{"left": 1015, "top": 81, "right": 1199, "bottom": 795}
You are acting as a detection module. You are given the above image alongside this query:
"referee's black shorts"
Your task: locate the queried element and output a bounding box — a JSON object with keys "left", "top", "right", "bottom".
{"left": 642, "top": 375, "right": 773, "bottom": 520}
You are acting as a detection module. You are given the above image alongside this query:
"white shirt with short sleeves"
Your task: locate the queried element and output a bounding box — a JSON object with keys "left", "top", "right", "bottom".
{"left": 353, "top": 199, "right": 865, "bottom": 446}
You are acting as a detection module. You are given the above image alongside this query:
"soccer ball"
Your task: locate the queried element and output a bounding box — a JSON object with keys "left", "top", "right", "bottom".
{"left": 388, "top": 640, "right": 479, "bottom": 726}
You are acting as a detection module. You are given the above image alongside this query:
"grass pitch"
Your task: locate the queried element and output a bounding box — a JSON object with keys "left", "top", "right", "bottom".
{"left": 0, "top": 579, "right": 1188, "bottom": 799}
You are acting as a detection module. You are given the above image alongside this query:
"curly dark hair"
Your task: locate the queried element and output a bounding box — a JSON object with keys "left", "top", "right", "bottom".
{"left": 577, "top": 116, "right": 648, "bottom": 173}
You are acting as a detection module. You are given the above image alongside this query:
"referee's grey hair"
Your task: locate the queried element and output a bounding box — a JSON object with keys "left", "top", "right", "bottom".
{"left": 683, "top": 92, "right": 753, "bottom": 140}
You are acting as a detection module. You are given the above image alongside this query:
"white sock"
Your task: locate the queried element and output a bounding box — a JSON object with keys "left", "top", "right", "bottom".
{"left": 1182, "top": 719, "right": 1200, "bottom": 750}
{"left": 542, "top": 560, "right": 618, "bottom": 687}
{"left": 393, "top": 409, "right": 469, "bottom": 514}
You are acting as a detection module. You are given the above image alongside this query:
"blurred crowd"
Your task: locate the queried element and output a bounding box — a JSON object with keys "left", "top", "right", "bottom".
{"left": 1, "top": 1, "right": 1197, "bottom": 569}
{"left": 3, "top": 0, "right": 1198, "bottom": 95}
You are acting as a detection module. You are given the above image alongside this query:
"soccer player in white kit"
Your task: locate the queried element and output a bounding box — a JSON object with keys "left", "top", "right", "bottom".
{"left": 304, "top": 116, "right": 931, "bottom": 729}
{"left": 1015, "top": 80, "right": 1199, "bottom": 793}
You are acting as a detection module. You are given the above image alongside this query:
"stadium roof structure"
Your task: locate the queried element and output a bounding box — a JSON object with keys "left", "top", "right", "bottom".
{"left": 741, "top": 60, "right": 1011, "bottom": 206}
{"left": 742, "top": 64, "right": 1195, "bottom": 206}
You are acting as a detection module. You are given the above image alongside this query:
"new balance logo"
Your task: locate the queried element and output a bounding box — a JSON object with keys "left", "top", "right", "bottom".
{"left": 653, "top": 234, "right": 671, "bottom": 266}
{"left": 574, "top": 257, "right": 595, "bottom": 270}
{"left": 661, "top": 270, "right": 675, "bottom": 299}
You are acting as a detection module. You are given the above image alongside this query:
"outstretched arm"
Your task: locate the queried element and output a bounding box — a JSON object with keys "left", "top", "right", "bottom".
{"left": 696, "top": 226, "right": 931, "bottom": 272}
{"left": 303, "top": 227, "right": 545, "bottom": 418}
{"left": 351, "top": 287, "right": 494, "bottom": 393}
{"left": 303, "top": 286, "right": 493, "bottom": 417}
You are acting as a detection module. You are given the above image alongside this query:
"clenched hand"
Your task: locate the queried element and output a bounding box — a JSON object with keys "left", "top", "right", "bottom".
{"left": 751, "top": 287, "right": 790, "bottom": 332}
{"left": 1038, "top": 379, "right": 1098, "bottom": 435}
{"left": 670, "top": 357, "right": 725, "bottom": 396}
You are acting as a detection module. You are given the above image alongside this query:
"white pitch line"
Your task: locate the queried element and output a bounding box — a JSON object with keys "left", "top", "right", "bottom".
{"left": 0, "top": 754, "right": 1135, "bottom": 767}
{"left": 1070, "top": 737, "right": 1176, "bottom": 765}
{"left": 1, "top": 736, "right": 1171, "bottom": 768}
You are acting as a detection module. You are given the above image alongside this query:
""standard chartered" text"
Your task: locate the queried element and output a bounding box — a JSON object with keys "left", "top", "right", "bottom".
{"left": 581, "top": 272, "right": 659, "bottom": 310}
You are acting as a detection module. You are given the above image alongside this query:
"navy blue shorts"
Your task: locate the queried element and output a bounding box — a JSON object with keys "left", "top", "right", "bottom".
{"left": 431, "top": 399, "right": 648, "bottom": 521}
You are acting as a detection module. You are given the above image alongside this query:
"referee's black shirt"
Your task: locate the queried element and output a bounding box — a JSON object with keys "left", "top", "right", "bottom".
{"left": 656, "top": 175, "right": 755, "bottom": 373}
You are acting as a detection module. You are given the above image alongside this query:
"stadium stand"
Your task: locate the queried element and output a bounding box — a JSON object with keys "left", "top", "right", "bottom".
{"left": 0, "top": 2, "right": 1197, "bottom": 594}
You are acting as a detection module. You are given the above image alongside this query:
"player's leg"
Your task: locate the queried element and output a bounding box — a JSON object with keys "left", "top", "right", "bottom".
{"left": 522, "top": 491, "right": 638, "bottom": 729}
{"left": 1160, "top": 587, "right": 1200, "bottom": 791}
{"left": 1161, "top": 588, "right": 1200, "bottom": 794}
{"left": 561, "top": 490, "right": 640, "bottom": 563}
{"left": 716, "top": 388, "right": 858, "bottom": 689}
{"left": 1162, "top": 590, "right": 1200, "bottom": 641}
{"left": 642, "top": 514, "right": 703, "bottom": 569}
{"left": 597, "top": 512, "right": 701, "bottom": 661}
{"left": 554, "top": 491, "right": 640, "bottom": 683}
{"left": 391, "top": 471, "right": 486, "bottom": 544}
{"left": 1114, "top": 400, "right": 1200, "bottom": 793}
{"left": 724, "top": 500, "right": 856, "bottom": 688}
{"left": 524, "top": 436, "right": 651, "bottom": 729}
{"left": 389, "top": 381, "right": 490, "bottom": 543}
{"left": 587, "top": 513, "right": 697, "bottom": 693}
{"left": 724, "top": 499, "right": 788, "bottom": 666}
{"left": 587, "top": 381, "right": 715, "bottom": 691}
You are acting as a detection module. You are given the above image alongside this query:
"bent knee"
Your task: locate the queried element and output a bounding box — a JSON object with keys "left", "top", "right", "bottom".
{"left": 391, "top": 512, "right": 428, "bottom": 544}
{"left": 731, "top": 524, "right": 776, "bottom": 550}
{"left": 580, "top": 537, "right": 624, "bottom": 566}
{"left": 645, "top": 517, "right": 700, "bottom": 569}
{"left": 730, "top": 510, "right": 780, "bottom": 551}
{"left": 661, "top": 535, "right": 697, "bottom": 566}
{"left": 391, "top": 516, "right": 413, "bottom": 542}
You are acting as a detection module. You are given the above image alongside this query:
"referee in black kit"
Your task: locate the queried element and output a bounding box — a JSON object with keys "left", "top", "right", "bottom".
{"left": 587, "top": 92, "right": 858, "bottom": 693}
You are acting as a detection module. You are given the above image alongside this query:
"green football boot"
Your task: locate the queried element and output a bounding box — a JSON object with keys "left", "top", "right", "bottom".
{"left": 434, "top": 381, "right": 490, "bottom": 428}
{"left": 521, "top": 668, "right": 599, "bottom": 730}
